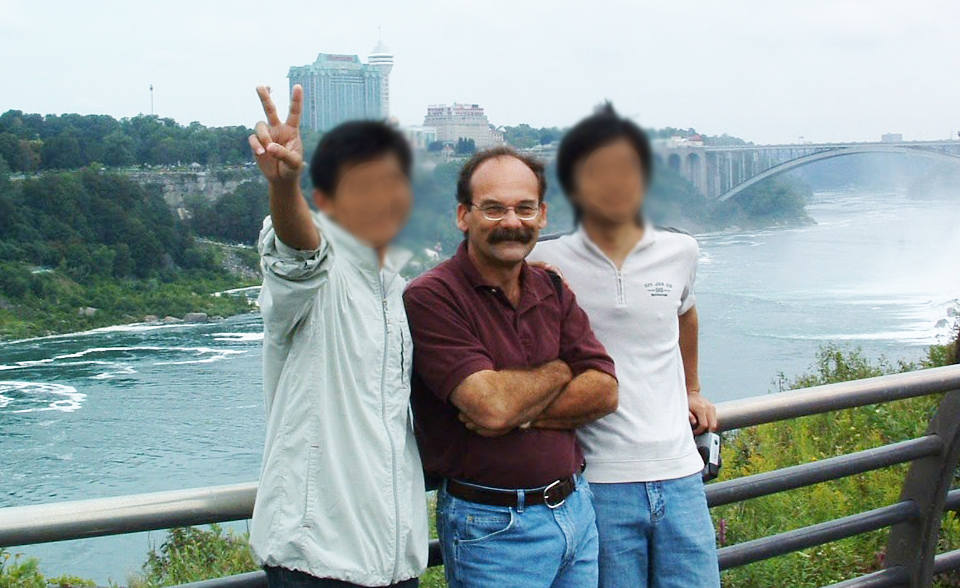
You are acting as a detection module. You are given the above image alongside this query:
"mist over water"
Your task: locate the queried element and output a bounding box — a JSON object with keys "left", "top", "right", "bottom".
{"left": 698, "top": 187, "right": 960, "bottom": 398}
{"left": 0, "top": 187, "right": 957, "bottom": 582}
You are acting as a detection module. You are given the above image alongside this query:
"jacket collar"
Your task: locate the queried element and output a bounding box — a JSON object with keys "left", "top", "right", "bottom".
{"left": 314, "top": 211, "right": 412, "bottom": 278}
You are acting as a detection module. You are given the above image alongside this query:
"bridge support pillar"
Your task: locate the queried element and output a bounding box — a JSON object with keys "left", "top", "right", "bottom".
{"left": 705, "top": 152, "right": 721, "bottom": 199}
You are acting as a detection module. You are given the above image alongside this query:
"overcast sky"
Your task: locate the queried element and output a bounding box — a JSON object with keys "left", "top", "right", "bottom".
{"left": 1, "top": 0, "right": 958, "bottom": 145}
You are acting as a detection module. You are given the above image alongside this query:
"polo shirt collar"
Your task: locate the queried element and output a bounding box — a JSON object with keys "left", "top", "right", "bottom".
{"left": 575, "top": 219, "right": 657, "bottom": 265}
{"left": 454, "top": 240, "right": 554, "bottom": 310}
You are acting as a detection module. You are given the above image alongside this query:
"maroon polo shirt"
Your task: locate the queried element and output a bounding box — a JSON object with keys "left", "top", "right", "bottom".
{"left": 403, "top": 240, "right": 617, "bottom": 489}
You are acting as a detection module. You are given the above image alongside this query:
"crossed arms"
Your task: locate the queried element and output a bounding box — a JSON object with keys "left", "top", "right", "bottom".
{"left": 404, "top": 282, "right": 618, "bottom": 438}
{"left": 453, "top": 362, "right": 618, "bottom": 436}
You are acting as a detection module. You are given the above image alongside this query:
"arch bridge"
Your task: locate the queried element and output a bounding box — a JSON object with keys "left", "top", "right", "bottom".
{"left": 654, "top": 140, "right": 960, "bottom": 201}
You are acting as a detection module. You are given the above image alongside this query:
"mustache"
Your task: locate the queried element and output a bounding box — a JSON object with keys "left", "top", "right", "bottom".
{"left": 487, "top": 227, "right": 535, "bottom": 244}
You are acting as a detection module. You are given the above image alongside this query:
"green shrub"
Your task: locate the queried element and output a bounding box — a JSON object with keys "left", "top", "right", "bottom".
{"left": 0, "top": 549, "right": 94, "bottom": 588}
{"left": 129, "top": 525, "right": 257, "bottom": 588}
{"left": 715, "top": 344, "right": 960, "bottom": 587}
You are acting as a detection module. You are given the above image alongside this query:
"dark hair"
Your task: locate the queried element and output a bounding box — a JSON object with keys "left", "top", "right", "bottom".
{"left": 456, "top": 146, "right": 547, "bottom": 205}
{"left": 309, "top": 120, "right": 412, "bottom": 196}
{"left": 556, "top": 103, "right": 653, "bottom": 220}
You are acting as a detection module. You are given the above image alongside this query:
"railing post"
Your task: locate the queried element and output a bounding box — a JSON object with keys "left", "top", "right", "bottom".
{"left": 886, "top": 389, "right": 960, "bottom": 587}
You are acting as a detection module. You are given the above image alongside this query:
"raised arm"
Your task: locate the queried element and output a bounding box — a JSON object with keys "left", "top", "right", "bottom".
{"left": 452, "top": 360, "right": 573, "bottom": 435}
{"left": 248, "top": 84, "right": 319, "bottom": 251}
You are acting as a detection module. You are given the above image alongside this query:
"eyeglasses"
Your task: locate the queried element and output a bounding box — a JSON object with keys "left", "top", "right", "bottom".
{"left": 468, "top": 203, "right": 541, "bottom": 222}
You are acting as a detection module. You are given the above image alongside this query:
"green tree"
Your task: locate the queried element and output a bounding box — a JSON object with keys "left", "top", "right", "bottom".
{"left": 102, "top": 130, "right": 136, "bottom": 167}
{"left": 187, "top": 180, "right": 269, "bottom": 245}
{"left": 503, "top": 123, "right": 539, "bottom": 149}
{"left": 40, "top": 131, "right": 84, "bottom": 169}
{"left": 111, "top": 243, "right": 134, "bottom": 277}
{"left": 0, "top": 133, "right": 21, "bottom": 171}
{"left": 455, "top": 137, "right": 476, "bottom": 155}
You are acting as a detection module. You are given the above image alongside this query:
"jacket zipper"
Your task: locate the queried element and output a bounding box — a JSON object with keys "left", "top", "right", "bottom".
{"left": 379, "top": 273, "right": 402, "bottom": 581}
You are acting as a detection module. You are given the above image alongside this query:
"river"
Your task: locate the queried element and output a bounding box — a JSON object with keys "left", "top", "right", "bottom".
{"left": 1, "top": 187, "right": 958, "bottom": 583}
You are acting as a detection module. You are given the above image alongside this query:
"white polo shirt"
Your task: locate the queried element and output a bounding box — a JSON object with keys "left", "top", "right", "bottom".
{"left": 529, "top": 223, "right": 704, "bottom": 483}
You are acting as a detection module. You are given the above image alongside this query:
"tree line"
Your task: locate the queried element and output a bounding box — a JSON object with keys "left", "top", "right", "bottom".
{"left": 0, "top": 109, "right": 253, "bottom": 172}
{"left": 0, "top": 107, "right": 751, "bottom": 175}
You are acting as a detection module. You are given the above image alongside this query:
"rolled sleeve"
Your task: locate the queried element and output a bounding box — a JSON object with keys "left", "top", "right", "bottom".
{"left": 404, "top": 284, "right": 495, "bottom": 403}
{"left": 258, "top": 215, "right": 330, "bottom": 281}
{"left": 257, "top": 214, "right": 333, "bottom": 340}
{"left": 558, "top": 283, "right": 617, "bottom": 380}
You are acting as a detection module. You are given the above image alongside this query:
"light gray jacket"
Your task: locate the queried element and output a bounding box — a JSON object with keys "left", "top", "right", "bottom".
{"left": 250, "top": 211, "right": 428, "bottom": 585}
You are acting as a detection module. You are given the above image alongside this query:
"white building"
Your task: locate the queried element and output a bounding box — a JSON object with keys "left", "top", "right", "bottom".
{"left": 424, "top": 103, "right": 501, "bottom": 149}
{"left": 367, "top": 40, "right": 394, "bottom": 117}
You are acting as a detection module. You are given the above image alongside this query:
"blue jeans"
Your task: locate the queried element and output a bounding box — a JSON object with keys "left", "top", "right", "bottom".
{"left": 436, "top": 476, "right": 599, "bottom": 588}
{"left": 264, "top": 567, "right": 418, "bottom": 588}
{"left": 592, "top": 473, "right": 720, "bottom": 588}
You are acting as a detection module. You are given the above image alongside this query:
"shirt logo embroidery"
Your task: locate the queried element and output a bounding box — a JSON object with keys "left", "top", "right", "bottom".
{"left": 644, "top": 281, "right": 673, "bottom": 297}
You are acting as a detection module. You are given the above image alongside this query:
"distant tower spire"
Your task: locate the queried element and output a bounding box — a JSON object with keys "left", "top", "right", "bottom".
{"left": 150, "top": 84, "right": 154, "bottom": 115}
{"left": 368, "top": 32, "right": 394, "bottom": 118}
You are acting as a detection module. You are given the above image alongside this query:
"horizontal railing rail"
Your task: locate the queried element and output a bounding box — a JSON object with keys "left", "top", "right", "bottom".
{"left": 1, "top": 363, "right": 959, "bottom": 588}
{"left": 705, "top": 435, "right": 943, "bottom": 508}
{"left": 714, "top": 364, "right": 960, "bottom": 432}
{"left": 717, "top": 501, "right": 920, "bottom": 570}
{"left": 0, "top": 482, "right": 257, "bottom": 548}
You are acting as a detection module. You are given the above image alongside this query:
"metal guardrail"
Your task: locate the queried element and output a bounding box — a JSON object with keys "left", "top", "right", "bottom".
{"left": 1, "top": 364, "right": 959, "bottom": 587}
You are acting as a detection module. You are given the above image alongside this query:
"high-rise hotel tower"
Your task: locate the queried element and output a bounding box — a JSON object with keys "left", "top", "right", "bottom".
{"left": 289, "top": 42, "right": 392, "bottom": 132}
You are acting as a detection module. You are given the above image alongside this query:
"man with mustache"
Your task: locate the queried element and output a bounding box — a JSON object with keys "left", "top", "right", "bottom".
{"left": 403, "top": 147, "right": 619, "bottom": 588}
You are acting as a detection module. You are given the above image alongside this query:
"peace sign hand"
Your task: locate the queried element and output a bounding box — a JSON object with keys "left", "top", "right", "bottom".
{"left": 248, "top": 84, "right": 304, "bottom": 183}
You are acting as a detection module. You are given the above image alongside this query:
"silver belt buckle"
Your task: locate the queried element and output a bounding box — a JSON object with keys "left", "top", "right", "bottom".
{"left": 543, "top": 479, "right": 566, "bottom": 509}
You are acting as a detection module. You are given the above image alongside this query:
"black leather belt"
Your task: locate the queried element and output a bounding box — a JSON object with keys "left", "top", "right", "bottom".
{"left": 446, "top": 476, "right": 577, "bottom": 509}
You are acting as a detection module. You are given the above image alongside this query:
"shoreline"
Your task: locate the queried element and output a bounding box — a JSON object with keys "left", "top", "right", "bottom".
{"left": 0, "top": 305, "right": 261, "bottom": 346}
{"left": 0, "top": 277, "right": 261, "bottom": 344}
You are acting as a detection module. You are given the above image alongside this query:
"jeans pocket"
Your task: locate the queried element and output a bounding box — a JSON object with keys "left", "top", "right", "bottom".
{"left": 456, "top": 508, "right": 515, "bottom": 545}
{"left": 446, "top": 505, "right": 517, "bottom": 584}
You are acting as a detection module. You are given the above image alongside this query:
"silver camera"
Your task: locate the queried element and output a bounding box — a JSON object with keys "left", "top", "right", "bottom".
{"left": 695, "top": 432, "right": 722, "bottom": 481}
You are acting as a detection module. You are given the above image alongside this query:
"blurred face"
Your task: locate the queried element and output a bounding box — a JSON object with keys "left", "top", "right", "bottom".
{"left": 573, "top": 138, "right": 646, "bottom": 225}
{"left": 313, "top": 153, "right": 411, "bottom": 249}
{"left": 456, "top": 156, "right": 547, "bottom": 267}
